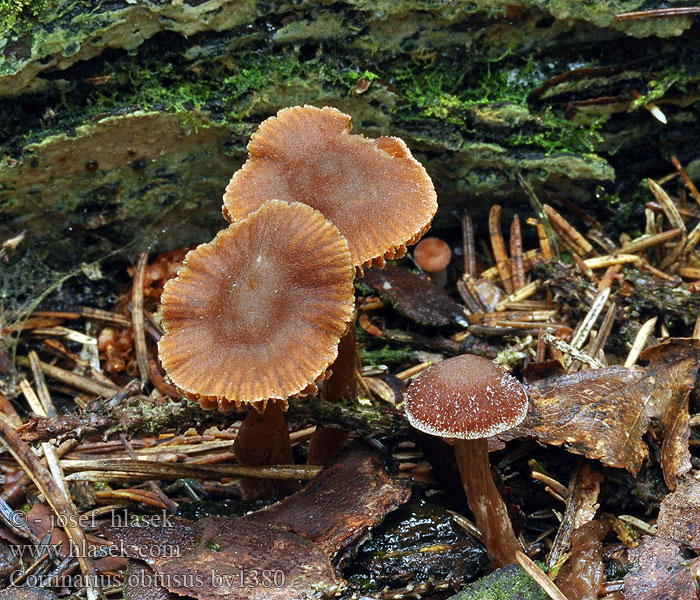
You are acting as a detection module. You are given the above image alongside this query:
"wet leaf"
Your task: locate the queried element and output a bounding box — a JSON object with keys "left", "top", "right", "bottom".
{"left": 102, "top": 516, "right": 339, "bottom": 600}
{"left": 244, "top": 442, "right": 412, "bottom": 558}
{"left": 101, "top": 515, "right": 195, "bottom": 566}
{"left": 26, "top": 503, "right": 70, "bottom": 558}
{"left": 548, "top": 462, "right": 603, "bottom": 570}
{"left": 514, "top": 339, "right": 700, "bottom": 488}
{"left": 360, "top": 266, "right": 468, "bottom": 327}
{"left": 555, "top": 519, "right": 609, "bottom": 599}
{"left": 623, "top": 536, "right": 699, "bottom": 600}
{"left": 0, "top": 539, "right": 20, "bottom": 579}
{"left": 623, "top": 475, "right": 700, "bottom": 599}
{"left": 93, "top": 555, "right": 127, "bottom": 572}
{"left": 354, "top": 495, "right": 486, "bottom": 585}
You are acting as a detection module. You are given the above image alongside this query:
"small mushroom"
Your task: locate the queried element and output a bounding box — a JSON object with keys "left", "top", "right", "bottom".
{"left": 223, "top": 105, "right": 437, "bottom": 273}
{"left": 159, "top": 199, "right": 355, "bottom": 498}
{"left": 404, "top": 354, "right": 528, "bottom": 568}
{"left": 413, "top": 236, "right": 451, "bottom": 287}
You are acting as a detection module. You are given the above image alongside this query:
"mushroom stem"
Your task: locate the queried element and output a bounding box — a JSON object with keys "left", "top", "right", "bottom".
{"left": 454, "top": 437, "right": 520, "bottom": 568}
{"left": 426, "top": 267, "right": 448, "bottom": 288}
{"left": 233, "top": 401, "right": 298, "bottom": 499}
{"left": 322, "top": 320, "right": 359, "bottom": 403}
{"left": 308, "top": 321, "right": 358, "bottom": 466}
{"left": 307, "top": 426, "right": 348, "bottom": 466}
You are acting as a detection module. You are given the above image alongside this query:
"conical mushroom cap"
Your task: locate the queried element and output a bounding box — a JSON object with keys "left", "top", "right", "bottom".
{"left": 404, "top": 354, "right": 528, "bottom": 439}
{"left": 158, "top": 200, "right": 355, "bottom": 410}
{"left": 223, "top": 105, "right": 437, "bottom": 272}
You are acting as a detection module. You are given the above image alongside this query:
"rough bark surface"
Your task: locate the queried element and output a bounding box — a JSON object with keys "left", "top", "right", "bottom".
{"left": 1, "top": 1, "right": 699, "bottom": 271}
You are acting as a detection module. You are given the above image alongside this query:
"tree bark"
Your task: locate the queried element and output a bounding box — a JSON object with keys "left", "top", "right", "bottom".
{"left": 1, "top": 1, "right": 698, "bottom": 276}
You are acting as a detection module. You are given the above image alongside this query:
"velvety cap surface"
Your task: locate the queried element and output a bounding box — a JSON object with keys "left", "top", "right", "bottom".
{"left": 158, "top": 200, "right": 355, "bottom": 409}
{"left": 223, "top": 105, "right": 437, "bottom": 270}
{"left": 404, "top": 354, "right": 528, "bottom": 439}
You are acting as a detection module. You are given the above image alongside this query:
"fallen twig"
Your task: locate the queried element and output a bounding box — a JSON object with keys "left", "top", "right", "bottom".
{"left": 0, "top": 417, "right": 103, "bottom": 600}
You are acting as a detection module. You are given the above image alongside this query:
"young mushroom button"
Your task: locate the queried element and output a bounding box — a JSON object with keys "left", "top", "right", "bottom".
{"left": 404, "top": 354, "right": 529, "bottom": 568}
{"left": 413, "top": 237, "right": 451, "bottom": 287}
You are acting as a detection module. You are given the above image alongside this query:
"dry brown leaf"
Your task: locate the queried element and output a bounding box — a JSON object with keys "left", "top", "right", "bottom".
{"left": 243, "top": 442, "right": 412, "bottom": 558}
{"left": 514, "top": 339, "right": 700, "bottom": 488}
{"left": 656, "top": 475, "right": 700, "bottom": 550}
{"left": 360, "top": 265, "right": 468, "bottom": 327}
{"left": 123, "top": 560, "right": 182, "bottom": 600}
{"left": 640, "top": 340, "right": 697, "bottom": 491}
{"left": 102, "top": 516, "right": 340, "bottom": 600}
{"left": 624, "top": 536, "right": 699, "bottom": 600}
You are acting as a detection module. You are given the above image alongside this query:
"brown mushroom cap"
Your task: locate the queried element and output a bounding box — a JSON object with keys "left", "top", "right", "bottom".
{"left": 158, "top": 200, "right": 355, "bottom": 410}
{"left": 404, "top": 354, "right": 528, "bottom": 439}
{"left": 223, "top": 105, "right": 437, "bottom": 271}
{"left": 413, "top": 237, "right": 451, "bottom": 273}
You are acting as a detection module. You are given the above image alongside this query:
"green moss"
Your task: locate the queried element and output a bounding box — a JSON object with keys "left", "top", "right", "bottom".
{"left": 360, "top": 345, "right": 415, "bottom": 366}
{"left": 6, "top": 43, "right": 306, "bottom": 151}
{"left": 0, "top": 0, "right": 61, "bottom": 36}
{"left": 630, "top": 70, "right": 679, "bottom": 111}
{"left": 510, "top": 109, "right": 605, "bottom": 155}
{"left": 344, "top": 68, "right": 381, "bottom": 89}
{"left": 1, "top": 5, "right": 675, "bottom": 161}
{"left": 390, "top": 53, "right": 605, "bottom": 154}
{"left": 447, "top": 563, "right": 550, "bottom": 600}
{"left": 222, "top": 52, "right": 300, "bottom": 106}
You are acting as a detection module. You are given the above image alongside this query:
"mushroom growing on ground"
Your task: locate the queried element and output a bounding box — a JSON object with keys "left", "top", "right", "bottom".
{"left": 413, "top": 236, "right": 451, "bottom": 287}
{"left": 404, "top": 354, "right": 529, "bottom": 568}
{"left": 158, "top": 199, "right": 355, "bottom": 497}
{"left": 222, "top": 105, "right": 438, "bottom": 464}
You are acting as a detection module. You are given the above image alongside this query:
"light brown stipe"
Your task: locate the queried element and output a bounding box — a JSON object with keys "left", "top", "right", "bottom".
{"left": 159, "top": 200, "right": 355, "bottom": 410}
{"left": 223, "top": 105, "right": 437, "bottom": 272}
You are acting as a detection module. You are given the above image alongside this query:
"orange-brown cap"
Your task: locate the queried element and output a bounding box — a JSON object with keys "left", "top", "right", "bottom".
{"left": 223, "top": 105, "right": 437, "bottom": 273}
{"left": 413, "top": 237, "right": 451, "bottom": 273}
{"left": 158, "top": 200, "right": 355, "bottom": 411}
{"left": 404, "top": 354, "right": 528, "bottom": 439}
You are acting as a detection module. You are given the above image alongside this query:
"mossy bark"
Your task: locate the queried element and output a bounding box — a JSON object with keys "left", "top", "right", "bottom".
{"left": 1, "top": 0, "right": 699, "bottom": 269}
